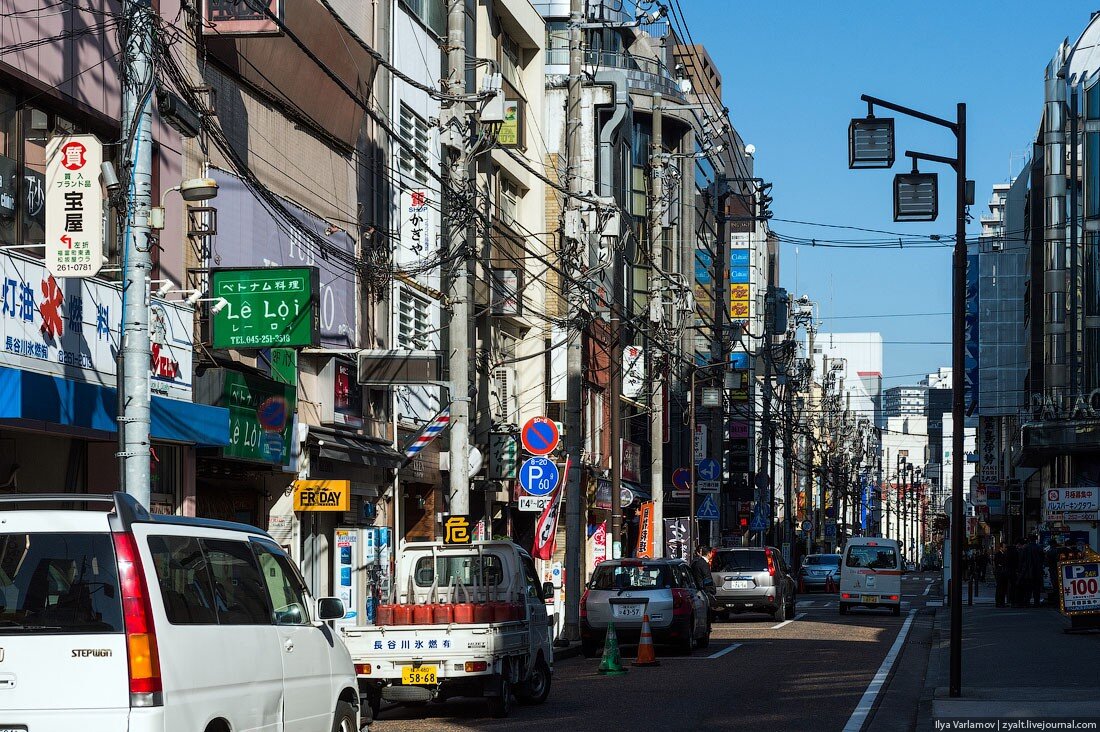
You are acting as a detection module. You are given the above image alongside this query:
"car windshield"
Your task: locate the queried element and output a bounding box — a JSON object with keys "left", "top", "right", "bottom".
{"left": 712, "top": 550, "right": 768, "bottom": 572}
{"left": 0, "top": 532, "right": 124, "bottom": 634}
{"left": 804, "top": 555, "right": 841, "bottom": 566}
{"left": 590, "top": 563, "right": 673, "bottom": 590}
{"left": 845, "top": 545, "right": 899, "bottom": 569}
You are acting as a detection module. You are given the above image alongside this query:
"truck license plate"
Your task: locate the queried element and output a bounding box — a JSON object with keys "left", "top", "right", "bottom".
{"left": 401, "top": 665, "right": 438, "bottom": 685}
{"left": 612, "top": 603, "right": 643, "bottom": 619}
{"left": 861, "top": 595, "right": 878, "bottom": 603}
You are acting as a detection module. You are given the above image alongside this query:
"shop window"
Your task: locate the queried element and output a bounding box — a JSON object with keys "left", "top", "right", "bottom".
{"left": 398, "top": 103, "right": 432, "bottom": 185}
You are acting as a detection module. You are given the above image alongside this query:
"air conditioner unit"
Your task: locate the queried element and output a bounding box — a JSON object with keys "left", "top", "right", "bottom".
{"left": 491, "top": 367, "right": 518, "bottom": 423}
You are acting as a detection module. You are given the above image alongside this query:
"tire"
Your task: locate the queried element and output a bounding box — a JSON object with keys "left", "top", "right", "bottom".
{"left": 365, "top": 692, "right": 381, "bottom": 723}
{"left": 486, "top": 670, "right": 513, "bottom": 718}
{"left": 786, "top": 592, "right": 797, "bottom": 618}
{"left": 773, "top": 598, "right": 787, "bottom": 622}
{"left": 516, "top": 658, "right": 552, "bottom": 705}
{"left": 891, "top": 605, "right": 901, "bottom": 617}
{"left": 839, "top": 602, "right": 849, "bottom": 615}
{"left": 679, "top": 614, "right": 696, "bottom": 655}
{"left": 697, "top": 618, "right": 711, "bottom": 649}
{"left": 332, "top": 700, "right": 356, "bottom": 732}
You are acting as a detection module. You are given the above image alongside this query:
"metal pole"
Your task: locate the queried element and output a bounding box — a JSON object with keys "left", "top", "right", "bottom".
{"left": 649, "top": 94, "right": 665, "bottom": 556}
{"left": 119, "top": 0, "right": 154, "bottom": 507}
{"left": 689, "top": 369, "right": 696, "bottom": 552}
{"left": 783, "top": 360, "right": 794, "bottom": 551}
{"left": 561, "top": 0, "right": 586, "bottom": 642}
{"left": 712, "top": 178, "right": 729, "bottom": 543}
{"left": 949, "top": 102, "right": 966, "bottom": 699}
{"left": 445, "top": 0, "right": 471, "bottom": 522}
{"left": 610, "top": 253, "right": 623, "bottom": 559}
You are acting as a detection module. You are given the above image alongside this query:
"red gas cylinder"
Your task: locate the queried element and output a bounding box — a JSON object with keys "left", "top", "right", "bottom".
{"left": 473, "top": 603, "right": 493, "bottom": 623}
{"left": 510, "top": 602, "right": 525, "bottom": 621}
{"left": 453, "top": 603, "right": 476, "bottom": 624}
{"left": 490, "top": 602, "right": 512, "bottom": 623}
{"left": 391, "top": 604, "right": 413, "bottom": 626}
{"left": 375, "top": 605, "right": 395, "bottom": 626}
{"left": 432, "top": 603, "right": 455, "bottom": 624}
{"left": 412, "top": 604, "right": 433, "bottom": 625}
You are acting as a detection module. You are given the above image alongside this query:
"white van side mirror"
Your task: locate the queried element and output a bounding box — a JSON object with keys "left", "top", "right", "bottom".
{"left": 316, "top": 597, "right": 345, "bottom": 621}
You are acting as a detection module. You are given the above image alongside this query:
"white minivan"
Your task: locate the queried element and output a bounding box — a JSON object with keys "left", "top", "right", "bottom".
{"left": 0, "top": 492, "right": 361, "bottom": 732}
{"left": 838, "top": 537, "right": 903, "bottom": 616}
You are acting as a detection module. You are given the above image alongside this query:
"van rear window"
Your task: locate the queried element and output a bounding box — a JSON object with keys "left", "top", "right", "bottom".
{"left": 846, "top": 546, "right": 899, "bottom": 569}
{"left": 0, "top": 533, "right": 124, "bottom": 634}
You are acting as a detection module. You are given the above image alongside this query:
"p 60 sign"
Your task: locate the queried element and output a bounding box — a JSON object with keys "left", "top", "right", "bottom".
{"left": 1060, "top": 561, "right": 1100, "bottom": 615}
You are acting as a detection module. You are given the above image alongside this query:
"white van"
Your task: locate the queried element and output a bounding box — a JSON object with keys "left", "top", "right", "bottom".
{"left": 0, "top": 492, "right": 361, "bottom": 732}
{"left": 838, "top": 537, "right": 903, "bottom": 616}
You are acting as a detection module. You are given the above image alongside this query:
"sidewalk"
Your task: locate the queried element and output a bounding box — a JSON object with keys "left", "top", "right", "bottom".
{"left": 918, "top": 581, "right": 1100, "bottom": 727}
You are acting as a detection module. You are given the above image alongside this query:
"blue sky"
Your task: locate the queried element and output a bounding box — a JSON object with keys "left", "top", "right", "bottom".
{"left": 686, "top": 1, "right": 1096, "bottom": 386}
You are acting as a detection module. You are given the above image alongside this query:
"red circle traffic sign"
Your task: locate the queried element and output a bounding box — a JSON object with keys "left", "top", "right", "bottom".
{"left": 521, "top": 417, "right": 559, "bottom": 456}
{"left": 672, "top": 468, "right": 692, "bottom": 491}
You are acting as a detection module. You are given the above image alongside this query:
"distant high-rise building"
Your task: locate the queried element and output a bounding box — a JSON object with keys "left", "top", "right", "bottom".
{"left": 815, "top": 332, "right": 884, "bottom": 427}
{"left": 884, "top": 385, "right": 928, "bottom": 418}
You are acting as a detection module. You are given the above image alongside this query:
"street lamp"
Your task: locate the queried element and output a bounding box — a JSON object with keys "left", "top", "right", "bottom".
{"left": 848, "top": 92, "right": 968, "bottom": 698}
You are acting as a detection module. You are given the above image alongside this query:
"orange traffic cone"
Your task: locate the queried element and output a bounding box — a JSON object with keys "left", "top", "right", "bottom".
{"left": 798, "top": 576, "right": 806, "bottom": 594}
{"left": 826, "top": 575, "right": 837, "bottom": 594}
{"left": 632, "top": 614, "right": 660, "bottom": 667}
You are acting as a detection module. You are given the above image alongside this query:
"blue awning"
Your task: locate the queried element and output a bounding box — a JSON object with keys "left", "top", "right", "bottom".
{"left": 0, "top": 366, "right": 229, "bottom": 446}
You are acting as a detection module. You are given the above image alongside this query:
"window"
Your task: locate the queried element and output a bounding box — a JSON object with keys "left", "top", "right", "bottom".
{"left": 200, "top": 539, "right": 271, "bottom": 625}
{"left": 252, "top": 541, "right": 311, "bottom": 625}
{"left": 1088, "top": 131, "right": 1100, "bottom": 219}
{"left": 521, "top": 556, "right": 542, "bottom": 600}
{"left": 398, "top": 0, "right": 445, "bottom": 36}
{"left": 413, "top": 554, "right": 503, "bottom": 588}
{"left": 148, "top": 535, "right": 219, "bottom": 625}
{"left": 500, "top": 33, "right": 521, "bottom": 88}
{"left": 499, "top": 176, "right": 520, "bottom": 224}
{"left": 0, "top": 532, "right": 124, "bottom": 634}
{"left": 712, "top": 550, "right": 767, "bottom": 573}
{"left": 590, "top": 563, "right": 672, "bottom": 590}
{"left": 396, "top": 287, "right": 431, "bottom": 348}
{"left": 845, "top": 545, "right": 898, "bottom": 569}
{"left": 398, "top": 103, "right": 432, "bottom": 185}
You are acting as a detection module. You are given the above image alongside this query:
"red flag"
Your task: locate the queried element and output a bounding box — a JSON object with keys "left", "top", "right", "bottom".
{"left": 532, "top": 457, "right": 569, "bottom": 560}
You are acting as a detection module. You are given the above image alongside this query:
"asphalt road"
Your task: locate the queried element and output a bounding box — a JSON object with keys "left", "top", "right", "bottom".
{"left": 370, "top": 572, "right": 943, "bottom": 732}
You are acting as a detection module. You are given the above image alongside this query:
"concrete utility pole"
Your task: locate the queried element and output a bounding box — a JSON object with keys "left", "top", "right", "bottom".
{"left": 561, "top": 0, "right": 585, "bottom": 642}
{"left": 445, "top": 0, "right": 471, "bottom": 519}
{"left": 119, "top": 0, "right": 155, "bottom": 507}
{"left": 649, "top": 94, "right": 665, "bottom": 555}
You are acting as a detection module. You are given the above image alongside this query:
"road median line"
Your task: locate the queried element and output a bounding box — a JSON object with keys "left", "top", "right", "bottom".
{"left": 842, "top": 609, "right": 917, "bottom": 732}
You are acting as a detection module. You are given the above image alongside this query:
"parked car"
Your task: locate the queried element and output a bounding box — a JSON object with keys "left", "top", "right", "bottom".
{"left": 839, "top": 537, "right": 903, "bottom": 616}
{"left": 709, "top": 547, "right": 796, "bottom": 621}
{"left": 0, "top": 492, "right": 360, "bottom": 732}
{"left": 798, "top": 553, "right": 841, "bottom": 592}
{"left": 581, "top": 558, "right": 710, "bottom": 657}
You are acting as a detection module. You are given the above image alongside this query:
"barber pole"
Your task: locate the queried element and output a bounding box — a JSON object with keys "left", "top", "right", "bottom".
{"left": 403, "top": 406, "right": 451, "bottom": 459}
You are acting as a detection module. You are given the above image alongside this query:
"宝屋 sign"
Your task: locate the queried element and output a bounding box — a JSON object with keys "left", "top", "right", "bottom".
{"left": 45, "top": 134, "right": 103, "bottom": 278}
{"left": 1045, "top": 487, "right": 1099, "bottom": 516}
{"left": 0, "top": 250, "right": 193, "bottom": 400}
{"left": 1060, "top": 560, "right": 1100, "bottom": 615}
{"left": 293, "top": 479, "right": 350, "bottom": 511}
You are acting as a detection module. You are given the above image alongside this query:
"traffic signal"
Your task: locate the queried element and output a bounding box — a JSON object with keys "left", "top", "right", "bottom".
{"left": 756, "top": 182, "right": 773, "bottom": 221}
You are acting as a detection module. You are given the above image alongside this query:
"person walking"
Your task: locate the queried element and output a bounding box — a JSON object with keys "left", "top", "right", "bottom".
{"left": 993, "top": 543, "right": 1010, "bottom": 607}
{"left": 691, "top": 545, "right": 714, "bottom": 590}
{"left": 1046, "top": 538, "right": 1064, "bottom": 606}
{"left": 1018, "top": 535, "right": 1045, "bottom": 607}
{"left": 977, "top": 549, "right": 988, "bottom": 583}
{"left": 1008, "top": 538, "right": 1023, "bottom": 606}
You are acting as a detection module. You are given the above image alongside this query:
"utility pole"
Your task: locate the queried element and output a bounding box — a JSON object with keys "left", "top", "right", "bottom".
{"left": 712, "top": 177, "right": 729, "bottom": 544}
{"left": 561, "top": 0, "right": 585, "bottom": 642}
{"left": 649, "top": 94, "right": 665, "bottom": 554}
{"left": 610, "top": 238, "right": 624, "bottom": 559}
{"left": 805, "top": 324, "right": 815, "bottom": 555}
{"left": 783, "top": 350, "right": 794, "bottom": 552}
{"left": 444, "top": 0, "right": 471, "bottom": 521}
{"left": 119, "top": 0, "right": 154, "bottom": 507}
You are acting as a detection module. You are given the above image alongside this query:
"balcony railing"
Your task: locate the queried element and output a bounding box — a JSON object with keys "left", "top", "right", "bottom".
{"left": 545, "top": 48, "right": 685, "bottom": 101}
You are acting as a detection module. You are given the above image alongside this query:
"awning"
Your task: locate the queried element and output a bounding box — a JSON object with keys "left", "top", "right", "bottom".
{"left": 0, "top": 366, "right": 229, "bottom": 446}
{"left": 1019, "top": 419, "right": 1100, "bottom": 466}
{"left": 307, "top": 425, "right": 402, "bottom": 470}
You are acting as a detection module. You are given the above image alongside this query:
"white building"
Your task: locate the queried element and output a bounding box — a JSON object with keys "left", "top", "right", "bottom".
{"left": 815, "top": 332, "right": 884, "bottom": 427}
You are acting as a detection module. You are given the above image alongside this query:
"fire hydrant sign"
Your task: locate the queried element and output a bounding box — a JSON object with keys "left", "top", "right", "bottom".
{"left": 211, "top": 267, "right": 319, "bottom": 349}
{"left": 45, "top": 134, "right": 103, "bottom": 278}
{"left": 1059, "top": 560, "right": 1100, "bottom": 615}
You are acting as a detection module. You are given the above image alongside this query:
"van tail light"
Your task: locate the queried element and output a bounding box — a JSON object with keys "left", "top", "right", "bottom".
{"left": 765, "top": 550, "right": 777, "bottom": 577}
{"left": 113, "top": 533, "right": 163, "bottom": 707}
{"left": 580, "top": 590, "right": 589, "bottom": 619}
{"left": 888, "top": 595, "right": 900, "bottom": 601}
{"left": 672, "top": 588, "right": 692, "bottom": 615}
{"left": 841, "top": 593, "right": 852, "bottom": 599}
{"left": 355, "top": 664, "right": 372, "bottom": 675}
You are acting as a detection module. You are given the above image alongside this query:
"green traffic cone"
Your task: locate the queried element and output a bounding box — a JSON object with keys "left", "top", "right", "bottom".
{"left": 597, "top": 621, "right": 628, "bottom": 676}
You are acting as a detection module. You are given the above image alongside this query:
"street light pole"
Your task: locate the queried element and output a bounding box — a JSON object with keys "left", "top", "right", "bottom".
{"left": 852, "top": 93, "right": 966, "bottom": 699}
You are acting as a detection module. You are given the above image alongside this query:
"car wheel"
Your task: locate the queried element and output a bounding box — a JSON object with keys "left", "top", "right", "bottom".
{"left": 697, "top": 618, "right": 711, "bottom": 649}
{"left": 365, "top": 691, "right": 381, "bottom": 722}
{"left": 516, "top": 658, "right": 552, "bottom": 705}
{"left": 891, "top": 605, "right": 901, "bottom": 617}
{"left": 787, "top": 592, "right": 797, "bottom": 617}
{"left": 486, "top": 668, "right": 513, "bottom": 718}
{"left": 773, "top": 598, "right": 787, "bottom": 622}
{"left": 679, "top": 613, "right": 696, "bottom": 655}
{"left": 332, "top": 700, "right": 356, "bottom": 732}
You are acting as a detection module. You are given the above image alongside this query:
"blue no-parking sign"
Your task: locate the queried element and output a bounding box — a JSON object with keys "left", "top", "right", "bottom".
{"left": 519, "top": 457, "right": 560, "bottom": 497}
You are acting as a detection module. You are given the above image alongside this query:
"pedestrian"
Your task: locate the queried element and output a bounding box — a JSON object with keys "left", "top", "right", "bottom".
{"left": 993, "top": 543, "right": 1010, "bottom": 607}
{"left": 1007, "top": 539, "right": 1022, "bottom": 606}
{"left": 691, "top": 545, "right": 714, "bottom": 589}
{"left": 1045, "top": 538, "right": 1064, "bottom": 606}
{"left": 977, "top": 549, "right": 988, "bottom": 583}
{"left": 1018, "top": 535, "right": 1045, "bottom": 607}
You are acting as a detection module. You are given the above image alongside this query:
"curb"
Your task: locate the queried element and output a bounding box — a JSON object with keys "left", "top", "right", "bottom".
{"left": 553, "top": 643, "right": 583, "bottom": 662}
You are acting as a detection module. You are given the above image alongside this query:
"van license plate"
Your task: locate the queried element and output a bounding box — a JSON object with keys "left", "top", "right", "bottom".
{"left": 613, "top": 603, "right": 644, "bottom": 619}
{"left": 861, "top": 595, "right": 879, "bottom": 603}
{"left": 401, "top": 666, "right": 438, "bottom": 685}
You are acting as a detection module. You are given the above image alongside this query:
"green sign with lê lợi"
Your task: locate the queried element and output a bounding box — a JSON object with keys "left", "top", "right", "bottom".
{"left": 210, "top": 267, "right": 320, "bottom": 349}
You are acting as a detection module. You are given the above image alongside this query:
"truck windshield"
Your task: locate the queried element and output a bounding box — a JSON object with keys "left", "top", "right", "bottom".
{"left": 414, "top": 554, "right": 503, "bottom": 588}
{"left": 0, "top": 532, "right": 124, "bottom": 634}
{"left": 590, "top": 564, "right": 673, "bottom": 590}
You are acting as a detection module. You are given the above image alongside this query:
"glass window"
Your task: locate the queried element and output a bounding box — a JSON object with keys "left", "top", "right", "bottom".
{"left": 845, "top": 545, "right": 899, "bottom": 569}
{"left": 398, "top": 103, "right": 432, "bottom": 185}
{"left": 521, "top": 556, "right": 542, "bottom": 600}
{"left": 500, "top": 33, "right": 521, "bottom": 88}
{"left": 398, "top": 0, "right": 445, "bottom": 36}
{"left": 1088, "top": 233, "right": 1100, "bottom": 317}
{"left": 413, "top": 553, "right": 503, "bottom": 588}
{"left": 1088, "top": 82, "right": 1100, "bottom": 120}
{"left": 0, "top": 532, "right": 124, "bottom": 634}
{"left": 200, "top": 539, "right": 271, "bottom": 625}
{"left": 1087, "top": 328, "right": 1100, "bottom": 389}
{"left": 252, "top": 542, "right": 311, "bottom": 625}
{"left": 147, "top": 535, "right": 219, "bottom": 625}
{"left": 1089, "top": 132, "right": 1100, "bottom": 219}
{"left": 712, "top": 550, "right": 767, "bottom": 572}
{"left": 589, "top": 563, "right": 672, "bottom": 590}
{"left": 803, "top": 555, "right": 841, "bottom": 567}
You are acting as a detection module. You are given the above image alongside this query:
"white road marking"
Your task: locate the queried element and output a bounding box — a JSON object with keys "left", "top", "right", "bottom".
{"left": 705, "top": 643, "right": 743, "bottom": 659}
{"left": 770, "top": 612, "right": 806, "bottom": 630}
{"left": 922, "top": 585, "right": 931, "bottom": 596}
{"left": 842, "top": 609, "right": 918, "bottom": 732}
{"left": 926, "top": 600, "right": 943, "bottom": 607}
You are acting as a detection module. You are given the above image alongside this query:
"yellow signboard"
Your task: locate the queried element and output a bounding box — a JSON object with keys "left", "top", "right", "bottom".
{"left": 293, "top": 480, "right": 351, "bottom": 512}
{"left": 730, "top": 283, "right": 751, "bottom": 319}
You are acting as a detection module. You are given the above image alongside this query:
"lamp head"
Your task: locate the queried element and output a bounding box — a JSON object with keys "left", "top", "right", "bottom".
{"left": 179, "top": 177, "right": 219, "bottom": 202}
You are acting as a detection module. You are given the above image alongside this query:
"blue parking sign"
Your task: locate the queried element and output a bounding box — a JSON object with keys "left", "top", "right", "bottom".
{"left": 519, "top": 457, "right": 560, "bottom": 497}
